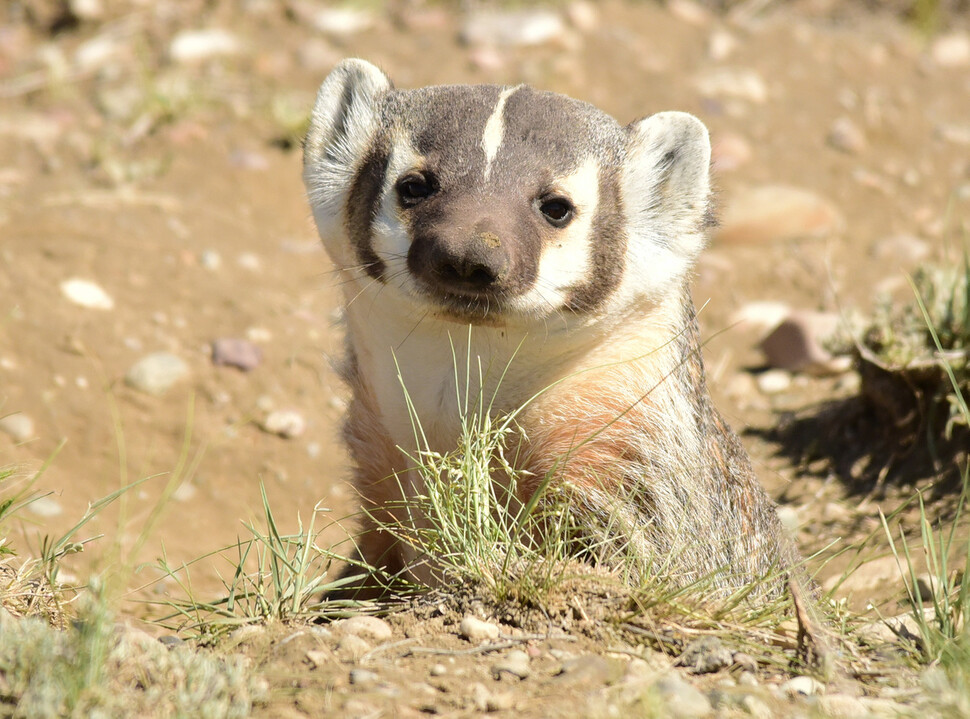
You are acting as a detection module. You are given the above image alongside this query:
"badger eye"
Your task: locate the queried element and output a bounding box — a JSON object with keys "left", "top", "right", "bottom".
{"left": 397, "top": 172, "right": 436, "bottom": 207}
{"left": 538, "top": 197, "right": 574, "bottom": 228}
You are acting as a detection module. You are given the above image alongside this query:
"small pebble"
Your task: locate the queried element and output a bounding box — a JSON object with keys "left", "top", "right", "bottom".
{"left": 200, "top": 250, "right": 222, "bottom": 270}
{"left": 491, "top": 649, "right": 531, "bottom": 680}
{"left": 695, "top": 67, "right": 767, "bottom": 104}
{"left": 654, "top": 673, "right": 714, "bottom": 718}
{"left": 931, "top": 31, "right": 970, "bottom": 68}
{"left": 430, "top": 664, "right": 447, "bottom": 677}
{"left": 349, "top": 668, "right": 379, "bottom": 686}
{"left": 27, "top": 496, "right": 63, "bottom": 518}
{"left": 170, "top": 29, "right": 242, "bottom": 63}
{"left": 758, "top": 311, "right": 840, "bottom": 374}
{"left": 781, "top": 675, "right": 824, "bottom": 697}
{"left": 0, "top": 413, "right": 35, "bottom": 442}
{"left": 157, "top": 635, "right": 183, "bottom": 648}
{"left": 827, "top": 116, "right": 867, "bottom": 154}
{"left": 211, "top": 338, "right": 263, "bottom": 372}
{"left": 125, "top": 353, "right": 190, "bottom": 396}
{"left": 459, "top": 615, "right": 500, "bottom": 642}
{"left": 337, "top": 615, "right": 393, "bottom": 641}
{"left": 336, "top": 634, "right": 371, "bottom": 661}
{"left": 678, "top": 636, "right": 734, "bottom": 675}
{"left": 60, "top": 278, "right": 114, "bottom": 310}
{"left": 309, "top": 7, "right": 374, "bottom": 35}
{"left": 756, "top": 369, "right": 791, "bottom": 394}
{"left": 460, "top": 9, "right": 565, "bottom": 47}
{"left": 261, "top": 410, "right": 307, "bottom": 439}
{"left": 306, "top": 649, "right": 331, "bottom": 669}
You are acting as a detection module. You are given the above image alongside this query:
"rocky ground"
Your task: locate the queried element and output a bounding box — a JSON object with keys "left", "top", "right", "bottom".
{"left": 1, "top": 0, "right": 970, "bottom": 716}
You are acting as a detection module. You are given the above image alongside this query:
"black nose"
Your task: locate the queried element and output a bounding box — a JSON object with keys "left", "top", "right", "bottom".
{"left": 429, "top": 235, "right": 508, "bottom": 292}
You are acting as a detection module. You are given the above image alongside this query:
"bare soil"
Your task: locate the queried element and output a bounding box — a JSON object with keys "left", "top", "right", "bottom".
{"left": 2, "top": 0, "right": 969, "bottom": 716}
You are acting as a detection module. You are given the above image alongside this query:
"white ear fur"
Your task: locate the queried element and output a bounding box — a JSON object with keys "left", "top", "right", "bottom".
{"left": 303, "top": 59, "right": 391, "bottom": 262}
{"left": 620, "top": 111, "right": 712, "bottom": 300}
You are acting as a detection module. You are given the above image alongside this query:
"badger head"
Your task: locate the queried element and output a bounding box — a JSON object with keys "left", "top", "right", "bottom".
{"left": 303, "top": 59, "right": 712, "bottom": 326}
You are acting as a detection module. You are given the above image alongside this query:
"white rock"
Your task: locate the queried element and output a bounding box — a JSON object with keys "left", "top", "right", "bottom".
{"left": 170, "top": 29, "right": 242, "bottom": 63}
{"left": 200, "top": 250, "right": 222, "bottom": 270}
{"left": 28, "top": 496, "right": 63, "bottom": 518}
{"left": 237, "top": 252, "right": 262, "bottom": 271}
{"left": 491, "top": 649, "right": 531, "bottom": 680}
{"left": 565, "top": 1, "right": 598, "bottom": 31}
{"left": 756, "top": 369, "right": 791, "bottom": 394}
{"left": 336, "top": 615, "right": 393, "bottom": 641}
{"left": 668, "top": 0, "right": 711, "bottom": 26}
{"left": 459, "top": 615, "right": 500, "bottom": 642}
{"left": 461, "top": 10, "right": 565, "bottom": 47}
{"left": 695, "top": 68, "right": 767, "bottom": 103}
{"left": 69, "top": 0, "right": 103, "bottom": 19}
{"left": 716, "top": 185, "right": 844, "bottom": 245}
{"left": 654, "top": 673, "right": 713, "bottom": 718}
{"left": 0, "top": 413, "right": 35, "bottom": 442}
{"left": 707, "top": 30, "right": 737, "bottom": 61}
{"left": 869, "top": 234, "right": 930, "bottom": 263}
{"left": 730, "top": 301, "right": 791, "bottom": 336}
{"left": 125, "top": 353, "right": 189, "bottom": 396}
{"left": 827, "top": 116, "right": 867, "bottom": 154}
{"left": 261, "top": 410, "right": 306, "bottom": 439}
{"left": 309, "top": 7, "right": 374, "bottom": 35}
{"left": 936, "top": 122, "right": 970, "bottom": 146}
{"left": 60, "top": 278, "right": 114, "bottom": 310}
{"left": 931, "top": 32, "right": 970, "bottom": 68}
{"left": 775, "top": 505, "right": 800, "bottom": 534}
{"left": 781, "top": 675, "right": 824, "bottom": 697}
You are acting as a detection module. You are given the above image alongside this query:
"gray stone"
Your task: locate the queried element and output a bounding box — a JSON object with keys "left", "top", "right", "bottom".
{"left": 125, "top": 353, "right": 189, "bottom": 396}
{"left": 759, "top": 311, "right": 843, "bottom": 375}
{"left": 459, "top": 615, "right": 500, "bottom": 642}
{"left": 931, "top": 32, "right": 970, "bottom": 68}
{"left": 337, "top": 615, "right": 393, "bottom": 641}
{"left": 781, "top": 675, "right": 824, "bottom": 697}
{"left": 491, "top": 649, "right": 531, "bottom": 680}
{"left": 0, "top": 413, "right": 34, "bottom": 442}
{"left": 716, "top": 185, "right": 844, "bottom": 245}
{"left": 169, "top": 29, "right": 242, "bottom": 63}
{"left": 756, "top": 369, "right": 791, "bottom": 395}
{"left": 679, "top": 636, "right": 734, "bottom": 675}
{"left": 461, "top": 9, "right": 565, "bottom": 47}
{"left": 27, "top": 496, "right": 63, "bottom": 518}
{"left": 60, "top": 278, "right": 114, "bottom": 310}
{"left": 827, "top": 117, "right": 867, "bottom": 154}
{"left": 654, "top": 674, "right": 713, "bottom": 718}
{"left": 695, "top": 68, "right": 767, "bottom": 104}
{"left": 261, "top": 409, "right": 307, "bottom": 439}
{"left": 349, "top": 668, "right": 379, "bottom": 686}
{"left": 211, "top": 338, "right": 263, "bottom": 372}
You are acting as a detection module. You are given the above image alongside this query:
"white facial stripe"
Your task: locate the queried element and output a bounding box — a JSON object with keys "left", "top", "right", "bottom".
{"left": 371, "top": 131, "right": 423, "bottom": 279}
{"left": 513, "top": 157, "right": 601, "bottom": 313}
{"left": 481, "top": 86, "right": 521, "bottom": 181}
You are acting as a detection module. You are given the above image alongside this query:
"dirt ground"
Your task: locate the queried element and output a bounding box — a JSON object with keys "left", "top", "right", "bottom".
{"left": 2, "top": 0, "right": 970, "bottom": 716}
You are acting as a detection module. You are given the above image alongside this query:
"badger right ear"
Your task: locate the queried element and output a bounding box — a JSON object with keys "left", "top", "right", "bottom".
{"left": 303, "top": 60, "right": 391, "bottom": 260}
{"left": 304, "top": 59, "right": 391, "bottom": 169}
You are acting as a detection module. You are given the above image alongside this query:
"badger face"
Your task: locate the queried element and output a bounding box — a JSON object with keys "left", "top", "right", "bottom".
{"left": 304, "top": 60, "right": 712, "bottom": 326}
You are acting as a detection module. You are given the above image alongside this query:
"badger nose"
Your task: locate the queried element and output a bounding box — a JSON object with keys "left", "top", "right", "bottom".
{"left": 432, "top": 232, "right": 508, "bottom": 291}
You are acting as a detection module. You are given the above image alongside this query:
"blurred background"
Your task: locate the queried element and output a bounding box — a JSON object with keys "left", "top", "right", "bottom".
{"left": 1, "top": 0, "right": 969, "bottom": 614}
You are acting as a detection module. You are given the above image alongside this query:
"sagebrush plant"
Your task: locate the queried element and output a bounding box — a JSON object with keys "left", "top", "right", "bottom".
{"left": 863, "top": 255, "right": 970, "bottom": 438}
{"left": 876, "top": 266, "right": 970, "bottom": 711}
{"left": 154, "top": 482, "right": 365, "bottom": 639}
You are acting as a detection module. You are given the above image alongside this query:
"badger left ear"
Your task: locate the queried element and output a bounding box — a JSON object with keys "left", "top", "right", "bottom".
{"left": 621, "top": 112, "right": 712, "bottom": 264}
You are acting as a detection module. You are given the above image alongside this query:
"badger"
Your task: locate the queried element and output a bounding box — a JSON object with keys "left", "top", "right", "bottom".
{"left": 302, "top": 59, "right": 799, "bottom": 598}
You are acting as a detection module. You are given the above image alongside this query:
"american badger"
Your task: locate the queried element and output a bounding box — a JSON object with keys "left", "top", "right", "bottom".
{"left": 303, "top": 59, "right": 798, "bottom": 596}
